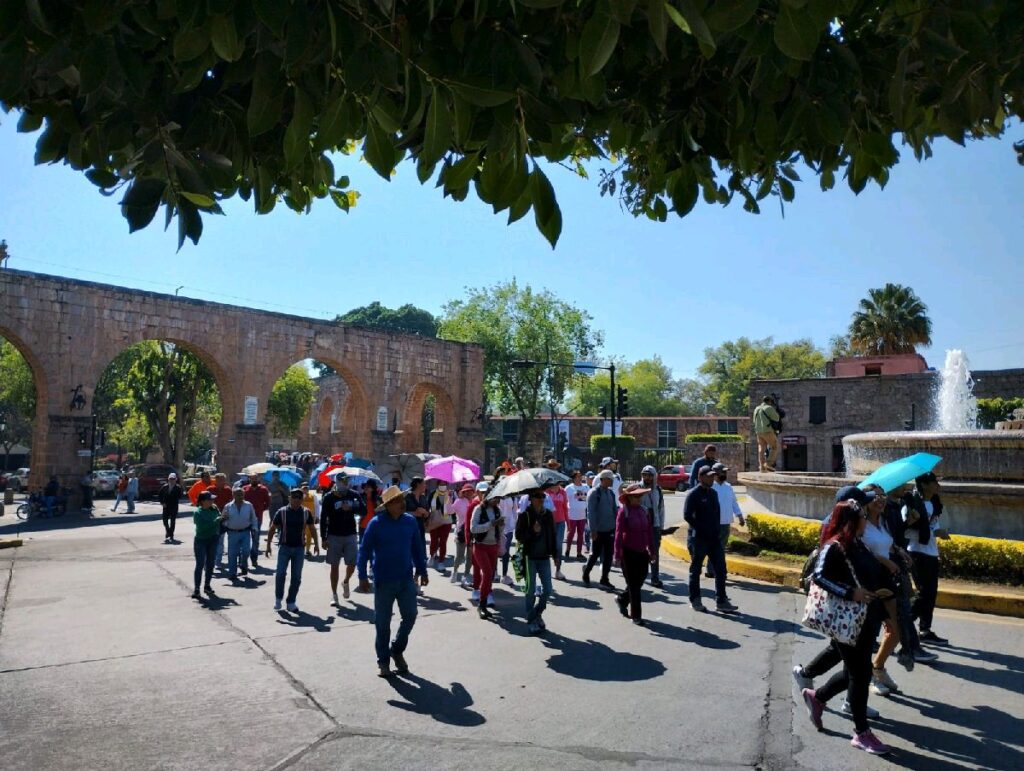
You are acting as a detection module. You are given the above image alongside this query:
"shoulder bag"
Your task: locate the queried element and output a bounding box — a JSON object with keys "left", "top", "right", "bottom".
{"left": 801, "top": 544, "right": 868, "bottom": 646}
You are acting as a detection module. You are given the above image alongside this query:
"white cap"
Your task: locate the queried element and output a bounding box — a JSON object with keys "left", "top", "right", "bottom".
{"left": 475, "top": 481, "right": 489, "bottom": 492}
{"left": 167, "top": 473, "right": 177, "bottom": 479}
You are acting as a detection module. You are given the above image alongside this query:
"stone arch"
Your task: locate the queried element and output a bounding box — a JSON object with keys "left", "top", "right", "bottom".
{"left": 0, "top": 324, "right": 48, "bottom": 488}
{"left": 400, "top": 382, "right": 458, "bottom": 455}
{"left": 316, "top": 395, "right": 336, "bottom": 439}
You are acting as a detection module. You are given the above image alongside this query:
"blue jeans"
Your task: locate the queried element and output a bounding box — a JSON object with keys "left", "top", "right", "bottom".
{"left": 553, "top": 521, "right": 566, "bottom": 565}
{"left": 524, "top": 557, "right": 552, "bottom": 622}
{"left": 374, "top": 578, "right": 418, "bottom": 666}
{"left": 226, "top": 530, "right": 251, "bottom": 576}
{"left": 125, "top": 493, "right": 136, "bottom": 513}
{"left": 688, "top": 535, "right": 727, "bottom": 604}
{"left": 215, "top": 530, "right": 227, "bottom": 564}
{"left": 193, "top": 537, "right": 217, "bottom": 590}
{"left": 275, "top": 545, "right": 305, "bottom": 603}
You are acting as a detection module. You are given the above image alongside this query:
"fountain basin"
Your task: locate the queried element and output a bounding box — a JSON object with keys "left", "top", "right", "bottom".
{"left": 844, "top": 430, "right": 1024, "bottom": 483}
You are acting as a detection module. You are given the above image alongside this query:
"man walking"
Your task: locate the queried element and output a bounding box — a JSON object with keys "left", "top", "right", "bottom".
{"left": 125, "top": 470, "right": 139, "bottom": 514}
{"left": 266, "top": 489, "right": 319, "bottom": 612}
{"left": 243, "top": 473, "right": 270, "bottom": 568}
{"left": 640, "top": 465, "right": 666, "bottom": 588}
{"left": 583, "top": 470, "right": 617, "bottom": 588}
{"left": 223, "top": 487, "right": 258, "bottom": 579}
{"left": 545, "top": 459, "right": 569, "bottom": 580}
{"left": 708, "top": 463, "right": 744, "bottom": 579}
{"left": 753, "top": 395, "right": 781, "bottom": 472}
{"left": 685, "top": 467, "right": 737, "bottom": 613}
{"left": 688, "top": 445, "right": 718, "bottom": 489}
{"left": 516, "top": 489, "right": 557, "bottom": 634}
{"left": 158, "top": 472, "right": 183, "bottom": 542}
{"left": 598, "top": 457, "right": 622, "bottom": 497}
{"left": 321, "top": 473, "right": 365, "bottom": 604}
{"left": 357, "top": 485, "right": 428, "bottom": 678}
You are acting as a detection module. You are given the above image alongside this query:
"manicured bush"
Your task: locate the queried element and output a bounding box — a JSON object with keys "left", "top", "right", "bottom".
{"left": 589, "top": 435, "right": 636, "bottom": 458}
{"left": 684, "top": 433, "right": 745, "bottom": 444}
{"left": 939, "top": 534, "right": 1024, "bottom": 584}
{"left": 747, "top": 512, "right": 821, "bottom": 555}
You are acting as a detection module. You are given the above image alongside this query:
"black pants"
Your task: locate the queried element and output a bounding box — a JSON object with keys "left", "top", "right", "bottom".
{"left": 803, "top": 640, "right": 843, "bottom": 679}
{"left": 910, "top": 552, "right": 939, "bottom": 631}
{"left": 688, "top": 535, "right": 727, "bottom": 604}
{"left": 162, "top": 510, "right": 177, "bottom": 539}
{"left": 815, "top": 604, "right": 883, "bottom": 734}
{"left": 193, "top": 537, "right": 217, "bottom": 590}
{"left": 584, "top": 530, "right": 614, "bottom": 581}
{"left": 618, "top": 548, "right": 649, "bottom": 620}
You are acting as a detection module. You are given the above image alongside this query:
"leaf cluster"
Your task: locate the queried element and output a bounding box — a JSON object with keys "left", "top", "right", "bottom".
{"left": 337, "top": 301, "right": 439, "bottom": 337}
{"left": 3, "top": 1, "right": 1021, "bottom": 247}
{"left": 0, "top": 339, "right": 36, "bottom": 452}
{"left": 848, "top": 282, "right": 932, "bottom": 355}
{"left": 268, "top": 363, "right": 317, "bottom": 436}
{"left": 570, "top": 355, "right": 707, "bottom": 416}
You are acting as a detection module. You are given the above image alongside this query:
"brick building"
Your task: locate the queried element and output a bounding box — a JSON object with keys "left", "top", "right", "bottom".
{"left": 749, "top": 364, "right": 1024, "bottom": 473}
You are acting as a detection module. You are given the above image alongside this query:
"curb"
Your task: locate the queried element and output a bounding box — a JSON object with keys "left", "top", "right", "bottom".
{"left": 661, "top": 533, "right": 1024, "bottom": 619}
{"left": 0, "top": 538, "right": 23, "bottom": 549}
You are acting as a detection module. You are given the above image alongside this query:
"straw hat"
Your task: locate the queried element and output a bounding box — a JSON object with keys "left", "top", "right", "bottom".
{"left": 380, "top": 485, "right": 405, "bottom": 505}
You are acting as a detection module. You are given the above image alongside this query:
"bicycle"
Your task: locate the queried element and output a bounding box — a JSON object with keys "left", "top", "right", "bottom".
{"left": 15, "top": 491, "right": 67, "bottom": 521}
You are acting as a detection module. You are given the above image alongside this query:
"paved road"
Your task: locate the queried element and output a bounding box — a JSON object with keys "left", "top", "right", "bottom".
{"left": 1, "top": 504, "right": 1021, "bottom": 770}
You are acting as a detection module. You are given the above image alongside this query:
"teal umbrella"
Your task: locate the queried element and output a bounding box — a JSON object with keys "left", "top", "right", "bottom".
{"left": 857, "top": 453, "right": 942, "bottom": 493}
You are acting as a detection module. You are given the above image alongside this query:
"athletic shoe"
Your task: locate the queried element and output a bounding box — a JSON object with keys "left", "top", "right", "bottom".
{"left": 342, "top": 581, "right": 350, "bottom": 599}
{"left": 582, "top": 572, "right": 592, "bottom": 587}
{"left": 792, "top": 665, "right": 812, "bottom": 691}
{"left": 450, "top": 572, "right": 460, "bottom": 584}
{"left": 378, "top": 664, "right": 394, "bottom": 678}
{"left": 716, "top": 600, "right": 739, "bottom": 614}
{"left": 274, "top": 599, "right": 282, "bottom": 610}
{"left": 391, "top": 650, "right": 409, "bottom": 673}
{"left": 204, "top": 585, "right": 215, "bottom": 596}
{"left": 651, "top": 579, "right": 664, "bottom": 588}
{"left": 851, "top": 729, "right": 891, "bottom": 755}
{"left": 354, "top": 584, "right": 370, "bottom": 594}
{"left": 842, "top": 700, "right": 880, "bottom": 719}
{"left": 690, "top": 601, "right": 707, "bottom": 613}
{"left": 598, "top": 578, "right": 615, "bottom": 589}
{"left": 487, "top": 595, "right": 495, "bottom": 607}
{"left": 870, "top": 678, "right": 891, "bottom": 697}
{"left": 873, "top": 668, "right": 900, "bottom": 693}
{"left": 501, "top": 575, "right": 514, "bottom": 586}
{"left": 802, "top": 688, "right": 824, "bottom": 731}
{"left": 555, "top": 569, "right": 566, "bottom": 580}
{"left": 191, "top": 588, "right": 200, "bottom": 599}
{"left": 919, "top": 629, "right": 948, "bottom": 645}
{"left": 896, "top": 649, "right": 916, "bottom": 672}
{"left": 470, "top": 590, "right": 480, "bottom": 602}
{"left": 478, "top": 606, "right": 490, "bottom": 619}
{"left": 286, "top": 602, "right": 298, "bottom": 612}
{"left": 536, "top": 616, "right": 546, "bottom": 631}
{"left": 913, "top": 646, "right": 938, "bottom": 663}
{"left": 526, "top": 621, "right": 540, "bottom": 635}
{"left": 632, "top": 618, "right": 647, "bottom": 627}
{"left": 617, "top": 597, "right": 629, "bottom": 617}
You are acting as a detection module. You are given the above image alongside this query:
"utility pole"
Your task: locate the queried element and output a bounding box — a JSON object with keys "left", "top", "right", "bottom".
{"left": 609, "top": 363, "right": 616, "bottom": 456}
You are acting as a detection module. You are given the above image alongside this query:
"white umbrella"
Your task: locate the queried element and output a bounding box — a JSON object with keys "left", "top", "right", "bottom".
{"left": 324, "top": 467, "right": 383, "bottom": 486}
{"left": 241, "top": 462, "right": 280, "bottom": 475}
{"left": 486, "top": 467, "right": 570, "bottom": 500}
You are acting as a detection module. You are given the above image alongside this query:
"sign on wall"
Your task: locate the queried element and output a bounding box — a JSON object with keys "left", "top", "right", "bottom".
{"left": 376, "top": 407, "right": 388, "bottom": 431}
{"left": 549, "top": 418, "right": 571, "bottom": 445}
{"left": 244, "top": 396, "right": 258, "bottom": 425}
{"left": 602, "top": 420, "right": 623, "bottom": 436}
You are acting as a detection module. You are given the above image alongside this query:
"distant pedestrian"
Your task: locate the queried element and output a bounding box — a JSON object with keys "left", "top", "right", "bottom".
{"left": 708, "top": 463, "right": 744, "bottom": 579}
{"left": 192, "top": 491, "right": 227, "bottom": 599}
{"left": 266, "top": 489, "right": 319, "bottom": 612}
{"left": 583, "top": 470, "right": 617, "bottom": 589}
{"left": 188, "top": 471, "right": 213, "bottom": 506}
{"left": 685, "top": 467, "right": 737, "bottom": 613}
{"left": 158, "top": 473, "right": 183, "bottom": 542}
{"left": 268, "top": 470, "right": 289, "bottom": 512}
{"left": 615, "top": 484, "right": 656, "bottom": 625}
{"left": 449, "top": 484, "right": 475, "bottom": 586}
{"left": 545, "top": 461, "right": 569, "bottom": 580}
{"left": 223, "top": 488, "right": 258, "bottom": 579}
{"left": 427, "top": 483, "right": 453, "bottom": 570}
{"left": 564, "top": 471, "right": 589, "bottom": 561}
{"left": 125, "top": 471, "right": 139, "bottom": 513}
{"left": 243, "top": 474, "right": 270, "bottom": 568}
{"left": 360, "top": 480, "right": 380, "bottom": 541}
{"left": 753, "top": 396, "right": 781, "bottom": 471}
{"left": 688, "top": 445, "right": 718, "bottom": 489}
{"left": 639, "top": 466, "right": 665, "bottom": 588}
{"left": 498, "top": 493, "right": 518, "bottom": 585}
{"left": 470, "top": 496, "right": 504, "bottom": 618}
{"left": 321, "top": 473, "right": 364, "bottom": 604}
{"left": 301, "top": 483, "right": 321, "bottom": 556}
{"left": 516, "top": 489, "right": 556, "bottom": 634}
{"left": 598, "top": 457, "right": 622, "bottom": 497}
{"left": 210, "top": 473, "right": 233, "bottom": 567}
{"left": 111, "top": 474, "right": 129, "bottom": 512}
{"left": 357, "top": 485, "right": 428, "bottom": 678}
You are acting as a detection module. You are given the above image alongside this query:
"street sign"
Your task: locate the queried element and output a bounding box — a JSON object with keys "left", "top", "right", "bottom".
{"left": 77, "top": 449, "right": 93, "bottom": 457}
{"left": 573, "top": 361, "right": 597, "bottom": 375}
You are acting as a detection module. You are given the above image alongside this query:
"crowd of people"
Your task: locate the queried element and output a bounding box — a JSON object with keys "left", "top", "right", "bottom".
{"left": 160, "top": 450, "right": 950, "bottom": 757}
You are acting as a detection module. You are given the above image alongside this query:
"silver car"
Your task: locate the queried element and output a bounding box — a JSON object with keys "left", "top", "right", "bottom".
{"left": 94, "top": 470, "right": 121, "bottom": 497}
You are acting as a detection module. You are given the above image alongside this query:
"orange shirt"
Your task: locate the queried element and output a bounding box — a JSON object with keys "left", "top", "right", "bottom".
{"left": 188, "top": 479, "right": 213, "bottom": 506}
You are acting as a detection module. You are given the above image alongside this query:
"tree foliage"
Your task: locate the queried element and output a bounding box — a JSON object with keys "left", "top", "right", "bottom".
{"left": 698, "top": 336, "right": 825, "bottom": 414}
{"left": 0, "top": 339, "right": 36, "bottom": 467}
{"left": 570, "top": 356, "right": 706, "bottom": 416}
{"left": 338, "top": 301, "right": 438, "bottom": 337}
{"left": 439, "top": 280, "right": 601, "bottom": 422}
{"left": 3, "top": 2, "right": 1021, "bottom": 248}
{"left": 976, "top": 397, "right": 1024, "bottom": 429}
{"left": 268, "top": 364, "right": 317, "bottom": 437}
{"left": 848, "top": 283, "right": 932, "bottom": 355}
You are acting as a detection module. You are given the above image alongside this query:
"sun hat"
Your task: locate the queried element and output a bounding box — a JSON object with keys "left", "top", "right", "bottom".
{"left": 380, "top": 485, "right": 405, "bottom": 505}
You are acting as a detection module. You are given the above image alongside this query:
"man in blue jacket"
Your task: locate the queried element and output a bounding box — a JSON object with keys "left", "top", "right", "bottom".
{"left": 357, "top": 485, "right": 428, "bottom": 678}
{"left": 684, "top": 467, "right": 737, "bottom": 613}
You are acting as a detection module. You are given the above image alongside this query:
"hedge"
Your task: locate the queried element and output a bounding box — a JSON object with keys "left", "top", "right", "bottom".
{"left": 684, "top": 434, "right": 745, "bottom": 444}
{"left": 746, "top": 512, "right": 1024, "bottom": 584}
{"left": 589, "top": 435, "right": 636, "bottom": 457}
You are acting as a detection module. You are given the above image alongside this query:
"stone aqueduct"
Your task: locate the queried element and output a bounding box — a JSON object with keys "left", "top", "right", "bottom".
{"left": 0, "top": 270, "right": 485, "bottom": 492}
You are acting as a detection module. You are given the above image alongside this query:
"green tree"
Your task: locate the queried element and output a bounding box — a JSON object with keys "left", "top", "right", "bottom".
{"left": 698, "top": 337, "right": 825, "bottom": 415}
{"left": 0, "top": 339, "right": 36, "bottom": 470}
{"left": 4, "top": 4, "right": 1021, "bottom": 248}
{"left": 338, "top": 302, "right": 437, "bottom": 337}
{"left": 828, "top": 334, "right": 855, "bottom": 359}
{"left": 106, "top": 400, "right": 154, "bottom": 465}
{"left": 848, "top": 284, "right": 933, "bottom": 355}
{"left": 267, "top": 364, "right": 317, "bottom": 437}
{"left": 439, "top": 280, "right": 602, "bottom": 423}
{"left": 570, "top": 356, "right": 705, "bottom": 416}
{"left": 977, "top": 397, "right": 1024, "bottom": 429}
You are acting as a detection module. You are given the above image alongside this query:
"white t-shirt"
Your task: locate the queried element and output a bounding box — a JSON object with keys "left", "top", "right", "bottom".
{"left": 902, "top": 500, "right": 940, "bottom": 557}
{"left": 499, "top": 497, "right": 518, "bottom": 534}
{"left": 565, "top": 483, "right": 589, "bottom": 521}
{"left": 861, "top": 520, "right": 893, "bottom": 559}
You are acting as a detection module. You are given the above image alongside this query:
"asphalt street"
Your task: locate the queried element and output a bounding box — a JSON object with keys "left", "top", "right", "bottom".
{"left": 0, "top": 501, "right": 1021, "bottom": 770}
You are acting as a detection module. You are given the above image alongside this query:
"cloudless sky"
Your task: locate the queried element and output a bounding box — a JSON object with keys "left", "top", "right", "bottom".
{"left": 2, "top": 116, "right": 1022, "bottom": 379}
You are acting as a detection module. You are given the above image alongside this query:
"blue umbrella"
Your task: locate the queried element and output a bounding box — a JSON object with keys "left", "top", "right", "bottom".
{"left": 263, "top": 468, "right": 302, "bottom": 488}
{"left": 857, "top": 453, "right": 942, "bottom": 493}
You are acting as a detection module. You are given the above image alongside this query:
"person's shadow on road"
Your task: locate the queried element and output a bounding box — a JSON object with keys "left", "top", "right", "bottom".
{"left": 540, "top": 631, "right": 666, "bottom": 681}
{"left": 334, "top": 603, "right": 375, "bottom": 623}
{"left": 646, "top": 619, "right": 740, "bottom": 650}
{"left": 198, "top": 595, "right": 239, "bottom": 610}
{"left": 386, "top": 673, "right": 485, "bottom": 726}
{"left": 276, "top": 610, "right": 335, "bottom": 632}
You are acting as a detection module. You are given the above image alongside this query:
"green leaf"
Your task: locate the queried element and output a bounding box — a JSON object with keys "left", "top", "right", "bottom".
{"left": 363, "top": 120, "right": 398, "bottom": 179}
{"left": 665, "top": 1, "right": 716, "bottom": 58}
{"left": 253, "top": 0, "right": 288, "bottom": 36}
{"left": 443, "top": 152, "right": 480, "bottom": 192}
{"left": 647, "top": 0, "right": 667, "bottom": 57}
{"left": 34, "top": 126, "right": 65, "bottom": 164}
{"left": 669, "top": 167, "right": 699, "bottom": 216}
{"left": 177, "top": 200, "right": 203, "bottom": 249}
{"left": 530, "top": 165, "right": 562, "bottom": 247}
{"left": 210, "top": 14, "right": 243, "bottom": 62}
{"left": 778, "top": 177, "right": 795, "bottom": 202}
{"left": 580, "top": 9, "right": 621, "bottom": 76}
{"left": 121, "top": 177, "right": 166, "bottom": 233}
{"left": 316, "top": 95, "right": 357, "bottom": 150}
{"left": 247, "top": 54, "right": 285, "bottom": 136}
{"left": 507, "top": 189, "right": 532, "bottom": 224}
{"left": 173, "top": 25, "right": 210, "bottom": 62}
{"left": 421, "top": 86, "right": 453, "bottom": 168}
{"left": 17, "top": 111, "right": 43, "bottom": 133}
{"left": 774, "top": 3, "right": 820, "bottom": 61}
{"left": 450, "top": 82, "right": 515, "bottom": 107}
{"left": 180, "top": 191, "right": 216, "bottom": 208}
{"left": 704, "top": 0, "right": 758, "bottom": 33}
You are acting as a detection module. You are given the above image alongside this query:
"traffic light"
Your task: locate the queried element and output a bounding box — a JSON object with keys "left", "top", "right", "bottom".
{"left": 616, "top": 386, "right": 629, "bottom": 417}
{"left": 598, "top": 405, "right": 607, "bottom": 419}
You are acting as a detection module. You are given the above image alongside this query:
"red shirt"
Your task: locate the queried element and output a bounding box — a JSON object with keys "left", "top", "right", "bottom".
{"left": 211, "top": 484, "right": 233, "bottom": 510}
{"left": 243, "top": 483, "right": 271, "bottom": 521}
{"left": 546, "top": 486, "right": 569, "bottom": 523}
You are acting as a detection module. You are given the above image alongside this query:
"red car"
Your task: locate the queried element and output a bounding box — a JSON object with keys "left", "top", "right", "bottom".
{"left": 132, "top": 464, "right": 179, "bottom": 499}
{"left": 658, "top": 464, "right": 690, "bottom": 492}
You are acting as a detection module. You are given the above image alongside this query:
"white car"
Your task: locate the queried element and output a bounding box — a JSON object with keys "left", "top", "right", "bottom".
{"left": 94, "top": 470, "right": 121, "bottom": 496}
{"left": 6, "top": 467, "right": 30, "bottom": 492}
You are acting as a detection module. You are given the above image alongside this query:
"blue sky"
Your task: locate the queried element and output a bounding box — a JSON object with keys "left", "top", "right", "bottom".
{"left": 2, "top": 116, "right": 1022, "bottom": 379}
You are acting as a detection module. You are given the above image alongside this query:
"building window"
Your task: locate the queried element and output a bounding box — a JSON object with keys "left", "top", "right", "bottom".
{"left": 809, "top": 396, "right": 826, "bottom": 425}
{"left": 864, "top": 365, "right": 882, "bottom": 376}
{"left": 501, "top": 419, "right": 519, "bottom": 444}
{"left": 657, "top": 419, "right": 678, "bottom": 448}
{"left": 717, "top": 419, "right": 738, "bottom": 435}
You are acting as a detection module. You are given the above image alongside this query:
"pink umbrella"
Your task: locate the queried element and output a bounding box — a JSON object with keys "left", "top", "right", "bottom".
{"left": 424, "top": 456, "right": 480, "bottom": 484}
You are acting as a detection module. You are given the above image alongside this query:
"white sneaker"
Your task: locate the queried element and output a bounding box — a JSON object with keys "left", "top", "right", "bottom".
{"left": 870, "top": 679, "right": 892, "bottom": 697}
{"left": 501, "top": 575, "right": 514, "bottom": 586}
{"left": 332, "top": 593, "right": 339, "bottom": 606}
{"left": 450, "top": 572, "right": 460, "bottom": 584}
{"left": 274, "top": 599, "right": 282, "bottom": 610}
{"left": 342, "top": 581, "right": 350, "bottom": 599}
{"left": 286, "top": 602, "right": 298, "bottom": 612}
{"left": 555, "top": 569, "right": 566, "bottom": 580}
{"left": 792, "top": 665, "right": 812, "bottom": 691}
{"left": 470, "top": 590, "right": 480, "bottom": 602}
{"left": 842, "top": 700, "right": 880, "bottom": 719}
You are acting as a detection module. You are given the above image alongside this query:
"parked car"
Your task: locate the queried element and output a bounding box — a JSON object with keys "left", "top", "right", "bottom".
{"left": 657, "top": 465, "right": 690, "bottom": 492}
{"left": 6, "top": 467, "right": 30, "bottom": 492}
{"left": 132, "top": 464, "right": 179, "bottom": 499}
{"left": 94, "top": 469, "right": 122, "bottom": 497}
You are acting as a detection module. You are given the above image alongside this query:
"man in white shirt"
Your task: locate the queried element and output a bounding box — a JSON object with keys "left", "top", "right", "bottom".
{"left": 709, "top": 463, "right": 744, "bottom": 579}
{"left": 599, "top": 457, "right": 622, "bottom": 498}
{"left": 223, "top": 487, "right": 259, "bottom": 579}
{"left": 901, "top": 472, "right": 950, "bottom": 645}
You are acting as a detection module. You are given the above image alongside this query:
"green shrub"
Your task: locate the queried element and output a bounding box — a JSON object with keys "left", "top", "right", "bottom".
{"left": 589, "top": 435, "right": 636, "bottom": 458}
{"left": 747, "top": 513, "right": 821, "bottom": 555}
{"left": 977, "top": 397, "right": 1024, "bottom": 429}
{"left": 685, "top": 433, "right": 745, "bottom": 444}
{"left": 940, "top": 534, "right": 1024, "bottom": 584}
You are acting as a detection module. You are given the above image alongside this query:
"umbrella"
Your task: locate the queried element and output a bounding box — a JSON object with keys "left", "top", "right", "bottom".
{"left": 424, "top": 456, "right": 481, "bottom": 484}
{"left": 857, "top": 453, "right": 942, "bottom": 493}
{"left": 240, "top": 462, "right": 279, "bottom": 475}
{"left": 345, "top": 457, "right": 374, "bottom": 469}
{"left": 263, "top": 468, "right": 302, "bottom": 488}
{"left": 324, "top": 467, "right": 382, "bottom": 487}
{"left": 487, "top": 467, "right": 570, "bottom": 500}
{"left": 375, "top": 453, "right": 440, "bottom": 484}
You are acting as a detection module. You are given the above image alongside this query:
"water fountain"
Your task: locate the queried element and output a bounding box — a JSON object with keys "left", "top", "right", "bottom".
{"left": 741, "top": 350, "right": 1024, "bottom": 539}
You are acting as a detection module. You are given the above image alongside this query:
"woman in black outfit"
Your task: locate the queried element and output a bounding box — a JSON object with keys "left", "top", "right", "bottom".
{"left": 801, "top": 499, "right": 893, "bottom": 755}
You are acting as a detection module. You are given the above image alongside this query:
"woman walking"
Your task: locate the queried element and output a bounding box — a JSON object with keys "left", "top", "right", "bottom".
{"left": 470, "top": 497, "right": 504, "bottom": 618}
{"left": 614, "top": 484, "right": 656, "bottom": 626}
{"left": 427, "top": 483, "right": 453, "bottom": 570}
{"left": 192, "top": 491, "right": 228, "bottom": 599}
{"left": 448, "top": 484, "right": 474, "bottom": 586}
{"left": 801, "top": 499, "right": 892, "bottom": 755}
{"left": 111, "top": 473, "right": 129, "bottom": 512}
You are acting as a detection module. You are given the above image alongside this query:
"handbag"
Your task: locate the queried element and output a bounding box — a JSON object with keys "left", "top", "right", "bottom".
{"left": 801, "top": 544, "right": 868, "bottom": 646}
{"left": 425, "top": 508, "right": 447, "bottom": 532}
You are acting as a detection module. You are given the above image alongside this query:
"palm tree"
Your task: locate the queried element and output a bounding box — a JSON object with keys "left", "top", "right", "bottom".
{"left": 849, "top": 284, "right": 932, "bottom": 355}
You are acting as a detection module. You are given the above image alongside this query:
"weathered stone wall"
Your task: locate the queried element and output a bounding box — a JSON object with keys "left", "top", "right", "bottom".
{"left": 0, "top": 269, "right": 484, "bottom": 495}
{"left": 973, "top": 369, "right": 1024, "bottom": 400}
